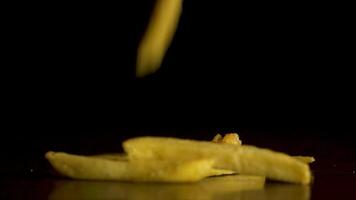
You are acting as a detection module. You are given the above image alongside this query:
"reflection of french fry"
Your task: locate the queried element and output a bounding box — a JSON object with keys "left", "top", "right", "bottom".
{"left": 49, "top": 175, "right": 265, "bottom": 200}
{"left": 236, "top": 183, "right": 311, "bottom": 200}
{"left": 136, "top": 0, "right": 183, "bottom": 77}
{"left": 123, "top": 137, "right": 311, "bottom": 184}
{"left": 45, "top": 151, "right": 231, "bottom": 182}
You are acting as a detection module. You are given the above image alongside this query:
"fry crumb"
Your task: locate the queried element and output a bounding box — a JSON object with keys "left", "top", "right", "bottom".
{"left": 212, "top": 133, "right": 241, "bottom": 145}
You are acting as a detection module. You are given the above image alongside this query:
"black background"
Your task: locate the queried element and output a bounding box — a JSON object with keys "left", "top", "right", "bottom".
{"left": 2, "top": 1, "right": 355, "bottom": 177}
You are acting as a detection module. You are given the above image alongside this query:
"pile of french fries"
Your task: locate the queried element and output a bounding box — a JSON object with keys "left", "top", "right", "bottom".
{"left": 46, "top": 133, "right": 314, "bottom": 185}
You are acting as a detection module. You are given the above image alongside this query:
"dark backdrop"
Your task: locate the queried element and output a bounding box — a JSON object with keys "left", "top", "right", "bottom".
{"left": 2, "top": 1, "right": 355, "bottom": 177}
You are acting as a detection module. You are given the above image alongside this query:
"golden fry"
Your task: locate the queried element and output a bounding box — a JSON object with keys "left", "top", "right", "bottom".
{"left": 211, "top": 133, "right": 315, "bottom": 165}
{"left": 136, "top": 0, "right": 183, "bottom": 77}
{"left": 45, "top": 151, "right": 231, "bottom": 182}
{"left": 93, "top": 153, "right": 235, "bottom": 176}
{"left": 123, "top": 137, "right": 311, "bottom": 184}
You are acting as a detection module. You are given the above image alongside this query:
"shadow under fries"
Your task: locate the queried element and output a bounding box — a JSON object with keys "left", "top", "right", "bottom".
{"left": 48, "top": 175, "right": 310, "bottom": 200}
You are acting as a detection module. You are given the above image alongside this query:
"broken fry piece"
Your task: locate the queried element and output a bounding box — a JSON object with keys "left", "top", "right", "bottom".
{"left": 212, "top": 134, "right": 223, "bottom": 143}
{"left": 212, "top": 133, "right": 242, "bottom": 145}
{"left": 45, "top": 151, "right": 231, "bottom": 182}
{"left": 123, "top": 137, "right": 311, "bottom": 184}
{"left": 293, "top": 156, "right": 315, "bottom": 164}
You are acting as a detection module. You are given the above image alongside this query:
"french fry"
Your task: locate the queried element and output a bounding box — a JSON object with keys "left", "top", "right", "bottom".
{"left": 124, "top": 137, "right": 239, "bottom": 165}
{"left": 123, "top": 137, "right": 311, "bottom": 184}
{"left": 45, "top": 151, "right": 231, "bottom": 182}
{"left": 93, "top": 153, "right": 235, "bottom": 176}
{"left": 211, "top": 134, "right": 315, "bottom": 164}
{"left": 231, "top": 145, "right": 311, "bottom": 184}
{"left": 136, "top": 0, "right": 183, "bottom": 77}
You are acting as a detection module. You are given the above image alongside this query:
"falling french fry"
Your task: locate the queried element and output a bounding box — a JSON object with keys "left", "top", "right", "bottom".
{"left": 136, "top": 0, "right": 183, "bottom": 77}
